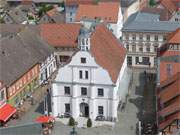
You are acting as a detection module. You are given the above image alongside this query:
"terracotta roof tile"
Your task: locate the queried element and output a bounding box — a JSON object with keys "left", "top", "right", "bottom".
{"left": 159, "top": 111, "right": 180, "bottom": 130}
{"left": 76, "top": 2, "right": 120, "bottom": 23}
{"left": 158, "top": 96, "right": 180, "bottom": 117}
{"left": 160, "top": 0, "right": 177, "bottom": 13}
{"left": 167, "top": 28, "right": 180, "bottom": 44}
{"left": 90, "top": 24, "right": 126, "bottom": 83}
{"left": 158, "top": 73, "right": 180, "bottom": 103}
{"left": 40, "top": 23, "right": 81, "bottom": 47}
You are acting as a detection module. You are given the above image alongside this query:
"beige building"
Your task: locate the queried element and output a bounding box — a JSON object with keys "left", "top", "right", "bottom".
{"left": 122, "top": 12, "right": 180, "bottom": 69}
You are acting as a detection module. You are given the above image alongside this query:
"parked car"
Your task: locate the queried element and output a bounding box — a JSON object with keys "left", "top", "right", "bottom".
{"left": 96, "top": 115, "right": 105, "bottom": 121}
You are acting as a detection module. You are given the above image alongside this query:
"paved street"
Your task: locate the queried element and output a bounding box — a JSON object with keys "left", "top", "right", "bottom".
{"left": 7, "top": 86, "right": 48, "bottom": 126}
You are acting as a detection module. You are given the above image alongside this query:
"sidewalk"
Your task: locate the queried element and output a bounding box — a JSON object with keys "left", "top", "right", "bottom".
{"left": 7, "top": 85, "right": 48, "bottom": 126}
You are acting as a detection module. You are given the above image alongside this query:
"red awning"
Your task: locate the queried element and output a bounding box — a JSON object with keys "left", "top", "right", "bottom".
{"left": 0, "top": 104, "right": 16, "bottom": 122}
{"left": 35, "top": 116, "right": 55, "bottom": 123}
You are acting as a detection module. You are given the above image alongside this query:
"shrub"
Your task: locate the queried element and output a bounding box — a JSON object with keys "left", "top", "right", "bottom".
{"left": 68, "top": 117, "right": 75, "bottom": 126}
{"left": 87, "top": 118, "right": 92, "bottom": 128}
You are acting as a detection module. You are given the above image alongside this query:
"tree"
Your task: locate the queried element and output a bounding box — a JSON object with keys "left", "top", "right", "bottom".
{"left": 68, "top": 117, "right": 75, "bottom": 126}
{"left": 149, "top": 0, "right": 156, "bottom": 7}
{"left": 87, "top": 118, "right": 92, "bottom": 128}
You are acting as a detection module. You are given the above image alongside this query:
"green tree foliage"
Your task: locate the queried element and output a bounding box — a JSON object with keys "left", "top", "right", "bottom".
{"left": 149, "top": 0, "right": 156, "bottom": 7}
{"left": 68, "top": 117, "right": 75, "bottom": 126}
{"left": 87, "top": 118, "right": 92, "bottom": 128}
{"left": 38, "top": 4, "right": 53, "bottom": 17}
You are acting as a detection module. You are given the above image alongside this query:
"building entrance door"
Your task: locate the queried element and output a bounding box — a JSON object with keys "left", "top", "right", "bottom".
{"left": 80, "top": 103, "right": 89, "bottom": 117}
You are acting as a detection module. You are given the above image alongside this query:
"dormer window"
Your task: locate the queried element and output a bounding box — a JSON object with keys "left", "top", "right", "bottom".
{"left": 81, "top": 57, "right": 86, "bottom": 63}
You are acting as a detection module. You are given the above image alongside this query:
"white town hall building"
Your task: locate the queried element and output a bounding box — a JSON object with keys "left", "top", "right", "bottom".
{"left": 51, "top": 24, "right": 127, "bottom": 121}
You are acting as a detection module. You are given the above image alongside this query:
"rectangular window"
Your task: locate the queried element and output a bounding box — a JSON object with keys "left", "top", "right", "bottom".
{"left": 126, "top": 44, "right": 129, "bottom": 51}
{"left": 139, "top": 45, "right": 143, "bottom": 52}
{"left": 166, "top": 64, "right": 172, "bottom": 77}
{"left": 85, "top": 71, "right": 88, "bottom": 79}
{"left": 154, "top": 45, "right": 158, "bottom": 52}
{"left": 81, "top": 87, "right": 87, "bottom": 96}
{"left": 146, "top": 46, "right": 150, "bottom": 52}
{"left": 139, "top": 34, "right": 143, "bottom": 40}
{"left": 98, "top": 106, "right": 104, "bottom": 115}
{"left": 154, "top": 35, "right": 158, "bottom": 41}
{"left": 136, "top": 57, "right": 139, "bottom": 64}
{"left": 81, "top": 57, "right": 86, "bottom": 63}
{"left": 98, "top": 88, "right": 104, "bottom": 97}
{"left": 127, "top": 56, "right": 132, "bottom": 66}
{"left": 132, "top": 34, "right": 136, "bottom": 40}
{"left": 163, "top": 36, "right": 166, "bottom": 41}
{"left": 147, "top": 35, "right": 150, "bottom": 41}
{"left": 142, "top": 57, "right": 150, "bottom": 65}
{"left": 64, "top": 86, "right": 70, "bottom": 95}
{"left": 79, "top": 70, "right": 83, "bottom": 79}
{"left": 132, "top": 45, "right": 136, "bottom": 52}
{"left": 65, "top": 104, "right": 70, "bottom": 113}
{"left": 0, "top": 90, "right": 4, "bottom": 101}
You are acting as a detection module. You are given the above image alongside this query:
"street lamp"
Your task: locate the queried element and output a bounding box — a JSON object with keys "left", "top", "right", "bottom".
{"left": 70, "top": 124, "right": 78, "bottom": 135}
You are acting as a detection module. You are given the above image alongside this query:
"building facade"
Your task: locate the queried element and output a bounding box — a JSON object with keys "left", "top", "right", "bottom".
{"left": 122, "top": 12, "right": 180, "bottom": 69}
{"left": 0, "top": 81, "right": 6, "bottom": 107}
{"left": 65, "top": 0, "right": 94, "bottom": 23}
{"left": 75, "top": 2, "right": 123, "bottom": 38}
{"left": 156, "top": 28, "right": 180, "bottom": 135}
{"left": 0, "top": 27, "right": 56, "bottom": 107}
{"left": 51, "top": 25, "right": 127, "bottom": 121}
{"left": 39, "top": 53, "right": 57, "bottom": 84}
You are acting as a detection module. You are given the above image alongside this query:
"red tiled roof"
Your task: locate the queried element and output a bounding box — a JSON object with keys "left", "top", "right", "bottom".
{"left": 167, "top": 28, "right": 180, "bottom": 44}
{"left": 159, "top": 111, "right": 180, "bottom": 130}
{"left": 76, "top": 2, "right": 120, "bottom": 23}
{"left": 65, "top": 0, "right": 95, "bottom": 6}
{"left": 158, "top": 96, "right": 180, "bottom": 117}
{"left": 159, "top": 0, "right": 177, "bottom": 13}
{"left": 40, "top": 24, "right": 81, "bottom": 47}
{"left": 90, "top": 24, "right": 126, "bottom": 83}
{"left": 0, "top": 104, "right": 16, "bottom": 122}
{"left": 158, "top": 73, "right": 180, "bottom": 103}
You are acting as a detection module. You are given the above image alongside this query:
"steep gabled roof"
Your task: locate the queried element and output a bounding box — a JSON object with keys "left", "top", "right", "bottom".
{"left": 167, "top": 28, "right": 180, "bottom": 44}
{"left": 91, "top": 24, "right": 126, "bottom": 83}
{"left": 159, "top": 111, "right": 180, "bottom": 130}
{"left": 40, "top": 23, "right": 81, "bottom": 47}
{"left": 0, "top": 27, "right": 54, "bottom": 86}
{"left": 158, "top": 73, "right": 180, "bottom": 103}
{"left": 159, "top": 0, "right": 177, "bottom": 13}
{"left": 76, "top": 2, "right": 120, "bottom": 23}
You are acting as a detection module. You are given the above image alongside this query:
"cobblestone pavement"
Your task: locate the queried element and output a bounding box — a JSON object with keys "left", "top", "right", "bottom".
{"left": 52, "top": 69, "right": 155, "bottom": 135}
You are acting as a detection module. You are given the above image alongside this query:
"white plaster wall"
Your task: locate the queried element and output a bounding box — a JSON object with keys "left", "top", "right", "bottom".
{"left": 40, "top": 53, "right": 57, "bottom": 84}
{"left": 51, "top": 51, "right": 124, "bottom": 120}
{"left": 65, "top": 6, "right": 77, "bottom": 23}
{"left": 170, "top": 11, "right": 180, "bottom": 22}
{"left": 123, "top": 0, "right": 140, "bottom": 22}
